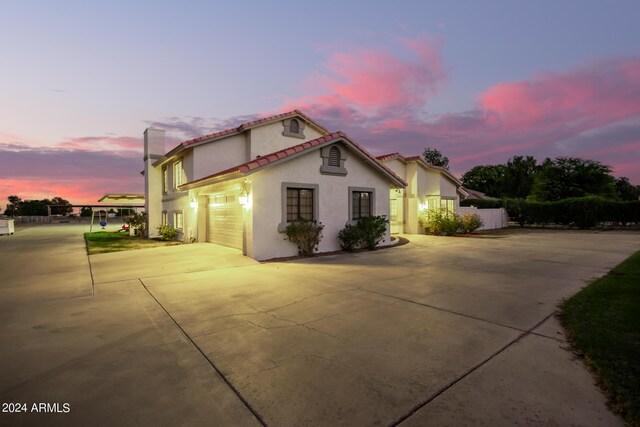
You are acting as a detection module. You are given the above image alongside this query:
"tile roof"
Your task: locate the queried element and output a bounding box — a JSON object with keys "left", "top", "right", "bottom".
{"left": 154, "top": 110, "right": 331, "bottom": 167}
{"left": 180, "top": 131, "right": 406, "bottom": 189}
{"left": 376, "top": 153, "right": 462, "bottom": 185}
{"left": 182, "top": 110, "right": 330, "bottom": 147}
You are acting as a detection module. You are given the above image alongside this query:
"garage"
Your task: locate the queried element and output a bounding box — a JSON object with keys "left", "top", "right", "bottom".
{"left": 207, "top": 192, "right": 243, "bottom": 250}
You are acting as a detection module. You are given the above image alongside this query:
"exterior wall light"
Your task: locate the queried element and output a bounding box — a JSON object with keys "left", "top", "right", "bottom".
{"left": 190, "top": 198, "right": 198, "bottom": 209}
{"left": 238, "top": 196, "right": 248, "bottom": 205}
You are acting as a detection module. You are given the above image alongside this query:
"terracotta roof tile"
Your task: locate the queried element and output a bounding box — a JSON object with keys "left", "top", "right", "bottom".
{"left": 180, "top": 131, "right": 407, "bottom": 189}
{"left": 181, "top": 110, "right": 329, "bottom": 148}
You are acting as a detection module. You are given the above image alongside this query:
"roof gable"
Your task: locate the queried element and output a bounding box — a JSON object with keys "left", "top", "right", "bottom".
{"left": 154, "top": 110, "right": 330, "bottom": 167}
{"left": 376, "top": 153, "right": 461, "bottom": 186}
{"left": 180, "top": 132, "right": 407, "bottom": 190}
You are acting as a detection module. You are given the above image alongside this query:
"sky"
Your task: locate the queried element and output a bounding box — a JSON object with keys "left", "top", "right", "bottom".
{"left": 1, "top": 0, "right": 639, "bottom": 207}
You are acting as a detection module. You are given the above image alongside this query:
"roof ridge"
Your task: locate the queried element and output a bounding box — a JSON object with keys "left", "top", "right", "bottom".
{"left": 180, "top": 131, "right": 406, "bottom": 189}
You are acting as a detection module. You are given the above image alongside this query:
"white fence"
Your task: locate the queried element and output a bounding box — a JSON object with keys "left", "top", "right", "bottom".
{"left": 458, "top": 207, "right": 509, "bottom": 230}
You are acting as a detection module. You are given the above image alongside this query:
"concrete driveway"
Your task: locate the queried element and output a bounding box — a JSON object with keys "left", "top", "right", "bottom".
{"left": 1, "top": 224, "right": 639, "bottom": 426}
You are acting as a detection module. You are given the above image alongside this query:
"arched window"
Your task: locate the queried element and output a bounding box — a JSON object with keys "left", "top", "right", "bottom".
{"left": 328, "top": 146, "right": 341, "bottom": 167}
{"left": 289, "top": 119, "right": 300, "bottom": 134}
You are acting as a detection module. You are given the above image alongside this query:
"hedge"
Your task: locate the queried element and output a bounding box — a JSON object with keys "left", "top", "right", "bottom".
{"left": 462, "top": 196, "right": 640, "bottom": 228}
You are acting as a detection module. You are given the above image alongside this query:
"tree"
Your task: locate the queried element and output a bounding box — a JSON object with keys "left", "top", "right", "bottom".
{"left": 80, "top": 207, "right": 93, "bottom": 217}
{"left": 3, "top": 195, "right": 73, "bottom": 216}
{"left": 49, "top": 196, "right": 73, "bottom": 215}
{"left": 503, "top": 155, "right": 538, "bottom": 199}
{"left": 422, "top": 147, "right": 449, "bottom": 169}
{"left": 4, "top": 195, "right": 21, "bottom": 216}
{"left": 530, "top": 157, "right": 616, "bottom": 201}
{"left": 461, "top": 164, "right": 507, "bottom": 197}
{"left": 614, "top": 177, "right": 640, "bottom": 201}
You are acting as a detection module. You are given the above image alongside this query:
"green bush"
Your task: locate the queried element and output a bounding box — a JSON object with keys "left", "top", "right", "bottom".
{"left": 358, "top": 215, "right": 389, "bottom": 250}
{"left": 501, "top": 196, "right": 640, "bottom": 228}
{"left": 286, "top": 220, "right": 324, "bottom": 256}
{"left": 337, "top": 215, "right": 389, "bottom": 251}
{"left": 157, "top": 224, "right": 178, "bottom": 241}
{"left": 420, "top": 210, "right": 463, "bottom": 235}
{"left": 460, "top": 213, "right": 484, "bottom": 233}
{"left": 337, "top": 223, "right": 363, "bottom": 251}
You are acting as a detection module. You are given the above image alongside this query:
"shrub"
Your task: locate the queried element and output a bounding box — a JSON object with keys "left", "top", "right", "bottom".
{"left": 358, "top": 215, "right": 389, "bottom": 250}
{"left": 157, "top": 224, "right": 178, "bottom": 241}
{"left": 500, "top": 196, "right": 640, "bottom": 228}
{"left": 123, "top": 211, "right": 147, "bottom": 238}
{"left": 460, "top": 213, "right": 483, "bottom": 233}
{"left": 420, "top": 210, "right": 463, "bottom": 235}
{"left": 337, "top": 223, "right": 363, "bottom": 251}
{"left": 286, "top": 220, "right": 324, "bottom": 256}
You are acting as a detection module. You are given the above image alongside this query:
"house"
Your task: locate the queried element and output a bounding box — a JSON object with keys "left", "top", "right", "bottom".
{"left": 144, "top": 110, "right": 406, "bottom": 260}
{"left": 459, "top": 187, "right": 498, "bottom": 201}
{"left": 376, "top": 153, "right": 464, "bottom": 234}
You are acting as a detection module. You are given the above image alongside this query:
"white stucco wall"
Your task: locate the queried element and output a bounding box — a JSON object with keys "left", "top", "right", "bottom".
{"left": 249, "top": 121, "right": 325, "bottom": 159}
{"left": 191, "top": 134, "right": 246, "bottom": 181}
{"left": 248, "top": 143, "right": 393, "bottom": 261}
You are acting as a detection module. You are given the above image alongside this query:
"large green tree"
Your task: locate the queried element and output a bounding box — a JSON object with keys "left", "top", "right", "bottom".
{"left": 530, "top": 157, "right": 616, "bottom": 201}
{"left": 503, "top": 155, "right": 539, "bottom": 199}
{"left": 3, "top": 196, "right": 73, "bottom": 216}
{"left": 4, "top": 195, "right": 21, "bottom": 216}
{"left": 422, "top": 147, "right": 449, "bottom": 169}
{"left": 461, "top": 164, "right": 507, "bottom": 197}
{"left": 614, "top": 177, "right": 640, "bottom": 201}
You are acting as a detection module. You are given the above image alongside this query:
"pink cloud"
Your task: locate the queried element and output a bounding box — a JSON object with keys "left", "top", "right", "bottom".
{"left": 283, "top": 35, "right": 446, "bottom": 122}
{"left": 281, "top": 50, "right": 640, "bottom": 183}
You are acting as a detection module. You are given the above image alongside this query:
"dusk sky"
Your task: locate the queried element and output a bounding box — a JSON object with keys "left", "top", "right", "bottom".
{"left": 1, "top": 1, "right": 639, "bottom": 207}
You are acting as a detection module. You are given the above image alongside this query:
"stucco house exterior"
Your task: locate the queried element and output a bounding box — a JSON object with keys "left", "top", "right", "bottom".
{"left": 144, "top": 110, "right": 406, "bottom": 260}
{"left": 376, "top": 153, "right": 464, "bottom": 234}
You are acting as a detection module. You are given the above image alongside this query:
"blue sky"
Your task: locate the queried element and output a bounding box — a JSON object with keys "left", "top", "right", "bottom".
{"left": 1, "top": 0, "right": 639, "bottom": 203}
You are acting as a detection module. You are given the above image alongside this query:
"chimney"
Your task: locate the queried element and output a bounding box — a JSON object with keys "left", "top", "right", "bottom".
{"left": 144, "top": 127, "right": 166, "bottom": 161}
{"left": 144, "top": 128, "right": 165, "bottom": 237}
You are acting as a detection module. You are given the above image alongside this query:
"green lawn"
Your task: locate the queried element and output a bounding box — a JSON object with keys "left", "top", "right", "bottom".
{"left": 561, "top": 250, "right": 640, "bottom": 426}
{"left": 84, "top": 231, "right": 181, "bottom": 255}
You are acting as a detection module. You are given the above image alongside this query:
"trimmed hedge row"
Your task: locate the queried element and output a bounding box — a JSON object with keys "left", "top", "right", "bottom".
{"left": 461, "top": 196, "right": 640, "bottom": 228}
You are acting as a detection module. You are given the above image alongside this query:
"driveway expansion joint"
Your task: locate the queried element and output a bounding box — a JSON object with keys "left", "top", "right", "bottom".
{"left": 137, "top": 278, "right": 268, "bottom": 427}
{"left": 389, "top": 311, "right": 559, "bottom": 426}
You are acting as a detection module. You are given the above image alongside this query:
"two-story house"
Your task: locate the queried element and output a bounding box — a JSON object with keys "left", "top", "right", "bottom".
{"left": 144, "top": 110, "right": 406, "bottom": 261}
{"left": 377, "top": 153, "right": 464, "bottom": 234}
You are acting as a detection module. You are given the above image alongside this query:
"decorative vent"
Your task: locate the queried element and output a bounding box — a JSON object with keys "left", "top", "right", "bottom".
{"left": 289, "top": 119, "right": 300, "bottom": 133}
{"left": 328, "top": 146, "right": 341, "bottom": 167}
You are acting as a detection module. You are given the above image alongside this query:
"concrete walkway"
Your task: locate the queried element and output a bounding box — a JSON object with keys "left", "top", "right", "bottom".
{"left": 1, "top": 224, "right": 639, "bottom": 426}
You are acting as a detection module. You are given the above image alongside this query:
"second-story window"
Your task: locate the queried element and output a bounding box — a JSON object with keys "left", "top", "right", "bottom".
{"left": 162, "top": 167, "right": 168, "bottom": 194}
{"left": 173, "top": 160, "right": 184, "bottom": 189}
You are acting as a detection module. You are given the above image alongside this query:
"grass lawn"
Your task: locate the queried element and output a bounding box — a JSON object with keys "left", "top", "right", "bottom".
{"left": 84, "top": 231, "right": 181, "bottom": 255}
{"left": 561, "top": 250, "right": 640, "bottom": 426}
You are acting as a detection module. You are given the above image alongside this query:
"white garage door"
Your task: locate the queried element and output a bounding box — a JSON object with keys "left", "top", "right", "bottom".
{"left": 207, "top": 193, "right": 243, "bottom": 249}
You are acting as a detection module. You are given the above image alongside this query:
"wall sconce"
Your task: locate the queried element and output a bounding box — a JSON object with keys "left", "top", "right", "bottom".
{"left": 418, "top": 200, "right": 429, "bottom": 211}
{"left": 238, "top": 196, "right": 248, "bottom": 205}
{"left": 190, "top": 198, "right": 198, "bottom": 209}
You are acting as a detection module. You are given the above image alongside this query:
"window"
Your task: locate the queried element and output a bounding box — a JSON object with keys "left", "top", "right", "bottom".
{"left": 162, "top": 167, "right": 168, "bottom": 193}
{"left": 328, "top": 146, "right": 340, "bottom": 167}
{"left": 162, "top": 211, "right": 168, "bottom": 226}
{"left": 173, "top": 211, "right": 183, "bottom": 230}
{"left": 440, "top": 198, "right": 455, "bottom": 214}
{"left": 287, "top": 188, "right": 314, "bottom": 221}
{"left": 352, "top": 191, "right": 372, "bottom": 220}
{"left": 289, "top": 119, "right": 299, "bottom": 133}
{"left": 173, "top": 160, "right": 184, "bottom": 189}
